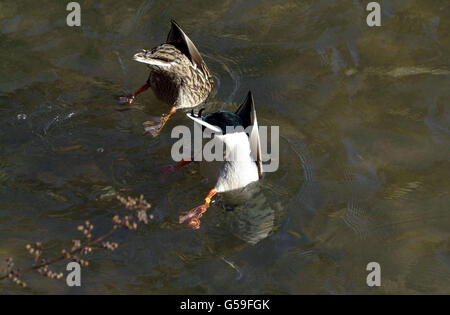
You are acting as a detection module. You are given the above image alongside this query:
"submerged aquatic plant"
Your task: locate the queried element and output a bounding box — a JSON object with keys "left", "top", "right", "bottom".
{"left": 0, "top": 195, "right": 153, "bottom": 288}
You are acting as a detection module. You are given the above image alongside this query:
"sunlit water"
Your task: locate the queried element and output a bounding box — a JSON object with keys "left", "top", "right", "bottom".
{"left": 0, "top": 0, "right": 449, "bottom": 294}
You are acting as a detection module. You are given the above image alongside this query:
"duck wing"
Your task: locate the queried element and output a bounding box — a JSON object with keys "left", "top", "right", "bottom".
{"left": 166, "top": 20, "right": 209, "bottom": 77}
{"left": 186, "top": 112, "right": 223, "bottom": 134}
{"left": 236, "top": 91, "right": 263, "bottom": 178}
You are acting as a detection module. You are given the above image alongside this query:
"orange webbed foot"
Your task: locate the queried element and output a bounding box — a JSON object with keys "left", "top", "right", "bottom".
{"left": 179, "top": 204, "right": 208, "bottom": 230}
{"left": 143, "top": 107, "right": 176, "bottom": 137}
{"left": 143, "top": 119, "right": 164, "bottom": 137}
{"left": 179, "top": 189, "right": 216, "bottom": 230}
{"left": 114, "top": 94, "right": 135, "bottom": 105}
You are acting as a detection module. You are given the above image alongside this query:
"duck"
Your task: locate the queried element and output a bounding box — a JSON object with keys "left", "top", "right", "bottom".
{"left": 171, "top": 91, "right": 263, "bottom": 229}
{"left": 117, "top": 20, "right": 214, "bottom": 136}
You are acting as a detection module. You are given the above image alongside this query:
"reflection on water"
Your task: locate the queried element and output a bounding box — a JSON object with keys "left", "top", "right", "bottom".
{"left": 0, "top": 0, "right": 449, "bottom": 294}
{"left": 218, "top": 182, "right": 277, "bottom": 245}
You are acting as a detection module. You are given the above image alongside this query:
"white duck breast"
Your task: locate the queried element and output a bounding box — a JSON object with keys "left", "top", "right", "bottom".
{"left": 213, "top": 132, "right": 259, "bottom": 193}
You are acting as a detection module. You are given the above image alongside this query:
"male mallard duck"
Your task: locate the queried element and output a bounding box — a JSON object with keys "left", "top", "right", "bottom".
{"left": 172, "top": 91, "right": 262, "bottom": 229}
{"left": 117, "top": 20, "right": 214, "bottom": 136}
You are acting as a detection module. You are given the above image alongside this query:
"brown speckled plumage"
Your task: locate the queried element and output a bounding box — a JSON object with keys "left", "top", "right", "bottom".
{"left": 133, "top": 21, "right": 214, "bottom": 109}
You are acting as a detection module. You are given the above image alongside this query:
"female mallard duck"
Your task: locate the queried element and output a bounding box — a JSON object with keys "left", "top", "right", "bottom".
{"left": 117, "top": 20, "right": 214, "bottom": 136}
{"left": 170, "top": 91, "right": 262, "bottom": 229}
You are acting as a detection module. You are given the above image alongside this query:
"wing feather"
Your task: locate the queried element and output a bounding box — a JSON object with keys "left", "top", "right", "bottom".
{"left": 186, "top": 113, "right": 223, "bottom": 134}
{"left": 166, "top": 20, "right": 208, "bottom": 77}
{"left": 236, "top": 92, "right": 263, "bottom": 178}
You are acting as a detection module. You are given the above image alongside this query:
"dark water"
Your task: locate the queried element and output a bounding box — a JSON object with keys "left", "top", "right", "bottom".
{"left": 0, "top": 0, "right": 449, "bottom": 294}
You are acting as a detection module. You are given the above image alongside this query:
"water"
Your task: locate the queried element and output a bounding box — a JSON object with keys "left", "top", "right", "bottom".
{"left": 0, "top": 0, "right": 449, "bottom": 294}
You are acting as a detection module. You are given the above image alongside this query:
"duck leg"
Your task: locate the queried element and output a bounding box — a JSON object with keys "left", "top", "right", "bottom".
{"left": 115, "top": 82, "right": 150, "bottom": 105}
{"left": 179, "top": 188, "right": 217, "bottom": 230}
{"left": 143, "top": 106, "right": 177, "bottom": 137}
{"left": 160, "top": 159, "right": 192, "bottom": 183}
{"left": 162, "top": 159, "right": 192, "bottom": 175}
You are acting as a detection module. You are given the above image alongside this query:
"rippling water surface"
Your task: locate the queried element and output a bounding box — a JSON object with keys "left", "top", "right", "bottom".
{"left": 0, "top": 0, "right": 449, "bottom": 294}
